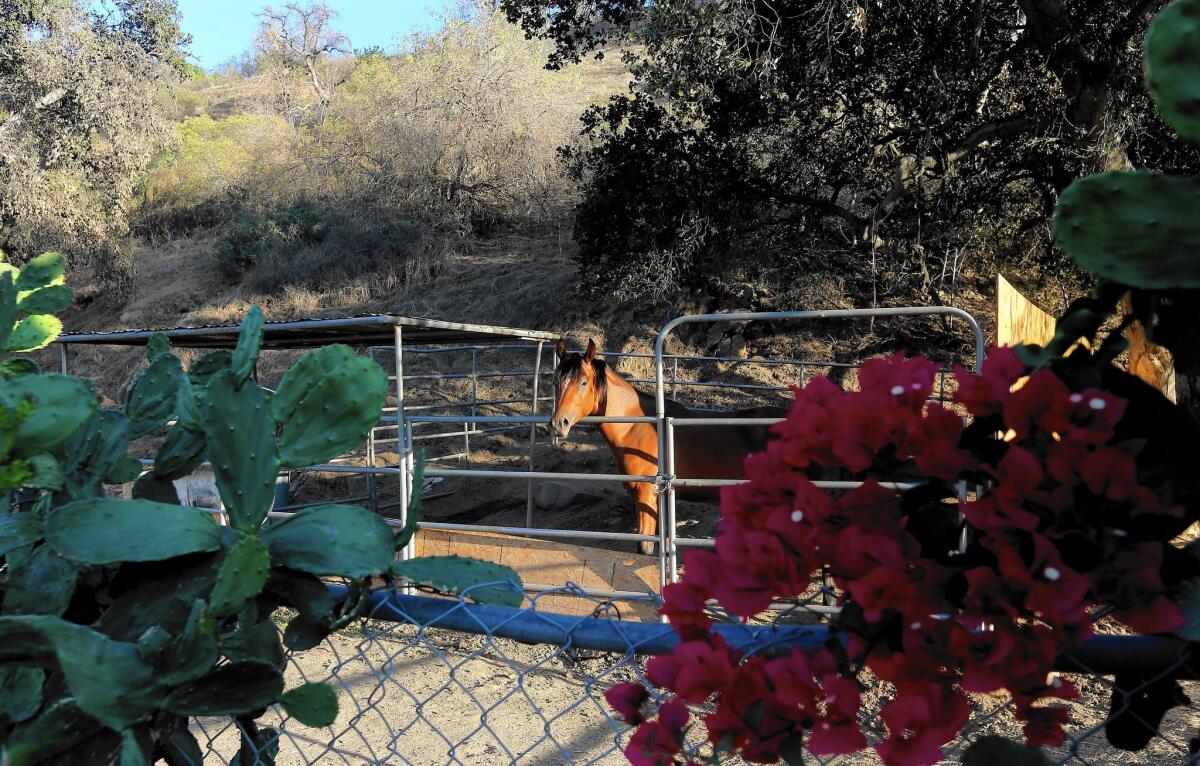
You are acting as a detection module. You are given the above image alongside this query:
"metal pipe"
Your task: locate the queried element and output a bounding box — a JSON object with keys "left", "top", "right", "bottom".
{"left": 394, "top": 324, "right": 411, "bottom": 567}
{"left": 665, "top": 418, "right": 679, "bottom": 583}
{"left": 526, "top": 340, "right": 544, "bottom": 527}
{"left": 671, "top": 478, "right": 918, "bottom": 490}
{"left": 468, "top": 349, "right": 478, "bottom": 460}
{"left": 418, "top": 521, "right": 656, "bottom": 543}
{"left": 59, "top": 343, "right": 68, "bottom": 374}
{"left": 425, "top": 468, "right": 655, "bottom": 483}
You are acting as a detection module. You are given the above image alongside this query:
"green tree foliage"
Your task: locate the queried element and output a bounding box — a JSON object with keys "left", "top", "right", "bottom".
{"left": 0, "top": 0, "right": 189, "bottom": 290}
{"left": 500, "top": 0, "right": 1200, "bottom": 303}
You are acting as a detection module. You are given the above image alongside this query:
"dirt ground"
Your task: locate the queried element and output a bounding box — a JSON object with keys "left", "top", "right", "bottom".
{"left": 189, "top": 611, "right": 1200, "bottom": 766}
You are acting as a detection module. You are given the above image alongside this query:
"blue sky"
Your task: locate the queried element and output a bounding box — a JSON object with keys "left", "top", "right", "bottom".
{"left": 178, "top": 0, "right": 457, "bottom": 69}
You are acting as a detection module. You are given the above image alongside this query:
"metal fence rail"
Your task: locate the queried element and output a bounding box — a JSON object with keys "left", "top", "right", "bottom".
{"left": 193, "top": 584, "right": 1200, "bottom": 766}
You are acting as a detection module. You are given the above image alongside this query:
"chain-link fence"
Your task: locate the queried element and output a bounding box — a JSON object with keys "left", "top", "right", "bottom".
{"left": 190, "top": 581, "right": 1199, "bottom": 765}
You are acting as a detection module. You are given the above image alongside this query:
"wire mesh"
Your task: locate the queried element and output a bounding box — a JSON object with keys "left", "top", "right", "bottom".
{"left": 189, "top": 581, "right": 1200, "bottom": 766}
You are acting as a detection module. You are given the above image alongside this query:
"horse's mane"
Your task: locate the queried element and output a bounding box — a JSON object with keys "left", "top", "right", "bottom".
{"left": 556, "top": 353, "right": 609, "bottom": 409}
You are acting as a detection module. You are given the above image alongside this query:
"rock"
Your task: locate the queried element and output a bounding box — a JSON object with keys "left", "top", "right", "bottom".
{"left": 537, "top": 480, "right": 611, "bottom": 511}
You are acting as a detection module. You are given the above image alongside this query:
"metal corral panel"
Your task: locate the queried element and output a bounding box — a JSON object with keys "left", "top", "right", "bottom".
{"left": 54, "top": 313, "right": 561, "bottom": 349}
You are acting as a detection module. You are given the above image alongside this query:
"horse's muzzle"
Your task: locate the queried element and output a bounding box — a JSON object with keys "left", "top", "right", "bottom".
{"left": 551, "top": 417, "right": 572, "bottom": 439}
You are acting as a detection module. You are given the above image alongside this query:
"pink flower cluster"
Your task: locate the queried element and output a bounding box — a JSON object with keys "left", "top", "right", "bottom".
{"left": 608, "top": 348, "right": 1185, "bottom": 766}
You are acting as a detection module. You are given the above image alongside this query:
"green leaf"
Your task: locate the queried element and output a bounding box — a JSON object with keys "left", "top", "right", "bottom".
{"left": 210, "top": 534, "right": 271, "bottom": 617}
{"left": 0, "top": 616, "right": 162, "bottom": 730}
{"left": 274, "top": 345, "right": 388, "bottom": 468}
{"left": 46, "top": 498, "right": 222, "bottom": 564}
{"left": 267, "top": 568, "right": 337, "bottom": 650}
{"left": 1053, "top": 171, "right": 1200, "bottom": 289}
{"left": 7, "top": 375, "right": 97, "bottom": 455}
{"left": 16, "top": 285, "right": 72, "bottom": 315}
{"left": 14, "top": 253, "right": 65, "bottom": 292}
{"left": 104, "top": 455, "right": 143, "bottom": 485}
{"left": 202, "top": 370, "right": 278, "bottom": 531}
{"left": 0, "top": 512, "right": 43, "bottom": 557}
{"left": 7, "top": 314, "right": 62, "bottom": 352}
{"left": 164, "top": 661, "right": 283, "bottom": 716}
{"left": 3, "top": 544, "right": 77, "bottom": 616}
{"left": 152, "top": 423, "right": 206, "bottom": 480}
{"left": 262, "top": 504, "right": 394, "bottom": 578}
{"left": 232, "top": 305, "right": 264, "bottom": 387}
{"left": 390, "top": 555, "right": 523, "bottom": 607}
{"left": 1145, "top": 0, "right": 1200, "bottom": 143}
{"left": 279, "top": 682, "right": 338, "bottom": 727}
{"left": 0, "top": 667, "right": 44, "bottom": 722}
{"left": 126, "top": 353, "right": 184, "bottom": 438}
{"left": 146, "top": 332, "right": 170, "bottom": 360}
{"left": 962, "top": 736, "right": 1053, "bottom": 766}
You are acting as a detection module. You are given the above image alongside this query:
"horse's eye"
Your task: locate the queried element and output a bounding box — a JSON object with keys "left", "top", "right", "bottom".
{"left": 580, "top": 380, "right": 587, "bottom": 388}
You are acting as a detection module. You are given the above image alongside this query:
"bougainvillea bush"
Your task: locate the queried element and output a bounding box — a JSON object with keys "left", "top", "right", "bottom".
{"left": 608, "top": 349, "right": 1197, "bottom": 766}
{"left": 609, "top": 0, "right": 1200, "bottom": 761}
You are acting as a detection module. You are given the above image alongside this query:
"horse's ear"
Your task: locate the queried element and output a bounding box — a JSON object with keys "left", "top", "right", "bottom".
{"left": 585, "top": 339, "right": 597, "bottom": 361}
{"left": 555, "top": 340, "right": 566, "bottom": 360}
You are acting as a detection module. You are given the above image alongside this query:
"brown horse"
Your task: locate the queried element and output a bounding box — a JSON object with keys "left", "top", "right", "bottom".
{"left": 551, "top": 340, "right": 786, "bottom": 555}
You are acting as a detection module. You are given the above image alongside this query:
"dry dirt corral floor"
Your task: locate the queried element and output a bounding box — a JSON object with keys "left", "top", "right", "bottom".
{"left": 190, "top": 619, "right": 1200, "bottom": 766}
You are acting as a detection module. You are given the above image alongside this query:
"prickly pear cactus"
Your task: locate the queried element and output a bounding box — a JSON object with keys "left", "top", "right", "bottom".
{"left": 0, "top": 251, "right": 70, "bottom": 354}
{"left": 1, "top": 276, "right": 524, "bottom": 765}
{"left": 1052, "top": 0, "right": 1200, "bottom": 291}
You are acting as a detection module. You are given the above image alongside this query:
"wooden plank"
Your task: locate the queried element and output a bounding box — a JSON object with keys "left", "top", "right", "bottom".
{"left": 408, "top": 528, "right": 661, "bottom": 620}
{"left": 997, "top": 273, "right": 1056, "bottom": 348}
{"left": 998, "top": 274, "right": 1174, "bottom": 400}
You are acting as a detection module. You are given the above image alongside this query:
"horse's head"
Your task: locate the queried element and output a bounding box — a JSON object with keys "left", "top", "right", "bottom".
{"left": 551, "top": 338, "right": 607, "bottom": 439}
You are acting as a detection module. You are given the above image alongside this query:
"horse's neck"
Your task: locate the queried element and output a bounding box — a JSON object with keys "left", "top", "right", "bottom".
{"left": 595, "top": 369, "right": 658, "bottom": 463}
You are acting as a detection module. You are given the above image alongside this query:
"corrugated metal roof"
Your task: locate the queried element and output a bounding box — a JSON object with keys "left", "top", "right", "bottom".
{"left": 56, "top": 314, "right": 561, "bottom": 349}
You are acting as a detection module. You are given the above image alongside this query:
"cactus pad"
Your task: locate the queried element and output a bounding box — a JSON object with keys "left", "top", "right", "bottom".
{"left": 6, "top": 314, "right": 62, "bottom": 352}
{"left": 188, "top": 350, "right": 232, "bottom": 387}
{"left": 7, "top": 375, "right": 98, "bottom": 456}
{"left": 1053, "top": 171, "right": 1200, "bottom": 288}
{"left": 13, "top": 252, "right": 65, "bottom": 292}
{"left": 15, "top": 285, "right": 72, "bottom": 316}
{"left": 278, "top": 682, "right": 338, "bottom": 727}
{"left": 209, "top": 534, "right": 270, "bottom": 617}
{"left": 275, "top": 346, "right": 388, "bottom": 468}
{"left": 0, "top": 616, "right": 161, "bottom": 730}
{"left": 202, "top": 370, "right": 279, "bottom": 531}
{"left": 163, "top": 662, "right": 283, "bottom": 717}
{"left": 153, "top": 423, "right": 206, "bottom": 480}
{"left": 46, "top": 499, "right": 223, "bottom": 564}
{"left": 390, "top": 555, "right": 524, "bottom": 607}
{"left": 126, "top": 353, "right": 184, "bottom": 438}
{"left": 261, "top": 504, "right": 394, "bottom": 578}
{"left": 231, "top": 305, "right": 264, "bottom": 387}
{"left": 1146, "top": 0, "right": 1200, "bottom": 143}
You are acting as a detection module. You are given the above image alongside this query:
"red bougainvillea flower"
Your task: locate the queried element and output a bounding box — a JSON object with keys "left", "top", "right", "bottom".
{"left": 611, "top": 346, "right": 1182, "bottom": 766}
{"left": 625, "top": 700, "right": 689, "bottom": 766}
{"left": 606, "top": 683, "right": 651, "bottom": 725}
{"left": 646, "top": 639, "right": 738, "bottom": 704}
{"left": 1004, "top": 368, "right": 1073, "bottom": 439}
{"left": 952, "top": 346, "right": 1026, "bottom": 415}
